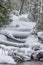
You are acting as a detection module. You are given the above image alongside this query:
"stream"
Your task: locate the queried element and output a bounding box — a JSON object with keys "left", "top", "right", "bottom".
{"left": 0, "top": 61, "right": 43, "bottom": 65}
{"left": 0, "top": 13, "right": 43, "bottom": 65}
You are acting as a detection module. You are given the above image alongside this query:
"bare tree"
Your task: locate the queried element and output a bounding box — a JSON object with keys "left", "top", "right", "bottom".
{"left": 19, "top": 0, "right": 25, "bottom": 15}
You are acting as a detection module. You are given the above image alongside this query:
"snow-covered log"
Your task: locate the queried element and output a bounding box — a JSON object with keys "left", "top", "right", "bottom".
{"left": 0, "top": 40, "right": 28, "bottom": 47}
{"left": 37, "top": 31, "right": 43, "bottom": 42}
{"left": 0, "top": 34, "right": 7, "bottom": 40}
{"left": 0, "top": 30, "right": 30, "bottom": 42}
{"left": 9, "top": 51, "right": 31, "bottom": 62}
{"left": 32, "top": 49, "right": 43, "bottom": 60}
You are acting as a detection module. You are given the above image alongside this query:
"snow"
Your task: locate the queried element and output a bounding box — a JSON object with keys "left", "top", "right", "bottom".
{"left": 0, "top": 13, "right": 43, "bottom": 63}
{"left": 25, "top": 35, "right": 39, "bottom": 47}
{"left": 8, "top": 13, "right": 36, "bottom": 29}
{"left": 0, "top": 55, "right": 16, "bottom": 64}
{"left": 0, "top": 13, "right": 36, "bottom": 43}
{"left": 37, "top": 31, "right": 43, "bottom": 39}
{"left": 0, "top": 30, "right": 26, "bottom": 42}
{"left": 25, "top": 48, "right": 34, "bottom": 57}
{"left": 0, "top": 34, "right": 7, "bottom": 40}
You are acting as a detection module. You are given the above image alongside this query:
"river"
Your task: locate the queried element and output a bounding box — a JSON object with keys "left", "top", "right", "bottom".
{"left": 0, "top": 60, "right": 43, "bottom": 65}
{"left": 0, "top": 14, "right": 43, "bottom": 65}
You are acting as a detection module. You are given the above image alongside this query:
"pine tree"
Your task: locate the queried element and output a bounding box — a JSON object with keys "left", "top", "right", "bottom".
{"left": 35, "top": 1, "right": 43, "bottom": 31}
{"left": 0, "top": 0, "right": 13, "bottom": 27}
{"left": 29, "top": 0, "right": 41, "bottom": 21}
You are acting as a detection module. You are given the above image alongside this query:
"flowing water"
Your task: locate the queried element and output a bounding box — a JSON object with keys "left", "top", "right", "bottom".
{"left": 0, "top": 60, "right": 43, "bottom": 65}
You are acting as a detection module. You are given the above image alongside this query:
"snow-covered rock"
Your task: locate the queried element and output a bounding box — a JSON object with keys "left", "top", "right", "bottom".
{"left": 0, "top": 34, "right": 7, "bottom": 40}
{"left": 18, "top": 48, "right": 26, "bottom": 53}
{"left": 32, "top": 49, "right": 43, "bottom": 60}
{"left": 25, "top": 48, "right": 34, "bottom": 57}
{"left": 0, "top": 55, "right": 16, "bottom": 64}
{"left": 36, "top": 49, "right": 43, "bottom": 60}
{"left": 31, "top": 43, "right": 41, "bottom": 51}
{"left": 25, "top": 35, "right": 39, "bottom": 47}
{"left": 23, "top": 56, "right": 31, "bottom": 61}
{"left": 0, "top": 30, "right": 26, "bottom": 42}
{"left": 13, "top": 31, "right": 30, "bottom": 38}
{"left": 37, "top": 31, "right": 43, "bottom": 40}
{"left": 12, "top": 10, "right": 19, "bottom": 16}
{"left": 7, "top": 46, "right": 19, "bottom": 51}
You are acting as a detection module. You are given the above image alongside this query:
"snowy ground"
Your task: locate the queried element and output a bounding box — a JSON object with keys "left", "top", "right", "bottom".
{"left": 0, "top": 13, "right": 43, "bottom": 64}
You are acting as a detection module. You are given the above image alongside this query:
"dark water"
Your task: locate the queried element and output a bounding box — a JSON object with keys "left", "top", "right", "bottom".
{"left": 0, "top": 61, "right": 43, "bottom": 65}
{"left": 17, "top": 61, "right": 43, "bottom": 65}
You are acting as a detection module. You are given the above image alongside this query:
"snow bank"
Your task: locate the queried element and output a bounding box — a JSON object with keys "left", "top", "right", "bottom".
{"left": 0, "top": 55, "right": 16, "bottom": 64}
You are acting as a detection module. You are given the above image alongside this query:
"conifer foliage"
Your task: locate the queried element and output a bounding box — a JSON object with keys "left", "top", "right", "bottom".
{"left": 0, "top": 0, "right": 13, "bottom": 26}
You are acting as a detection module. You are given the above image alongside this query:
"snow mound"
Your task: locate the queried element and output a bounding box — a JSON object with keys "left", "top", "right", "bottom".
{"left": 0, "top": 30, "right": 26, "bottom": 42}
{"left": 37, "top": 31, "right": 43, "bottom": 40}
{"left": 32, "top": 49, "right": 43, "bottom": 60}
{"left": 0, "top": 34, "right": 7, "bottom": 40}
{"left": 25, "top": 35, "right": 39, "bottom": 47}
{"left": 0, "top": 55, "right": 16, "bottom": 64}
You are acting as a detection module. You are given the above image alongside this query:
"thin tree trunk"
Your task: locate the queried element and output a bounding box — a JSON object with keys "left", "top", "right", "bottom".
{"left": 19, "top": 0, "right": 24, "bottom": 15}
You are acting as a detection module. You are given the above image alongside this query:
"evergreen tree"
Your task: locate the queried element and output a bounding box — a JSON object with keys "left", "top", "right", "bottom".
{"left": 35, "top": 1, "right": 43, "bottom": 31}
{"left": 0, "top": 0, "right": 13, "bottom": 26}
{"left": 29, "top": 0, "right": 41, "bottom": 21}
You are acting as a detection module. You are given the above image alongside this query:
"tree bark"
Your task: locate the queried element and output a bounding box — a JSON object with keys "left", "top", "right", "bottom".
{"left": 19, "top": 0, "right": 24, "bottom": 15}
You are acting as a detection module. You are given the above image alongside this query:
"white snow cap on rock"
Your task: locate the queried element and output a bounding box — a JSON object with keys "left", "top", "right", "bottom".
{"left": 0, "top": 34, "right": 7, "bottom": 40}
{"left": 37, "top": 31, "right": 43, "bottom": 39}
{"left": 25, "top": 48, "right": 34, "bottom": 57}
{"left": 25, "top": 35, "right": 39, "bottom": 47}
{"left": 0, "top": 55, "right": 16, "bottom": 64}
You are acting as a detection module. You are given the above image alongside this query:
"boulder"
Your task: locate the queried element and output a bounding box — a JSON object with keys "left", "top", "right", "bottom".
{"left": 0, "top": 34, "right": 7, "bottom": 40}
{"left": 37, "top": 31, "right": 43, "bottom": 42}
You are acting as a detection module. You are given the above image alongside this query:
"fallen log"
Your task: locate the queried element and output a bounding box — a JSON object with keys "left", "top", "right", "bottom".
{"left": 0, "top": 30, "right": 27, "bottom": 43}
{"left": 0, "top": 40, "right": 28, "bottom": 47}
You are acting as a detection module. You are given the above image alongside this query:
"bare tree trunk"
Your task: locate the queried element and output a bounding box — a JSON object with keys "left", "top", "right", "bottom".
{"left": 19, "top": 0, "right": 24, "bottom": 15}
